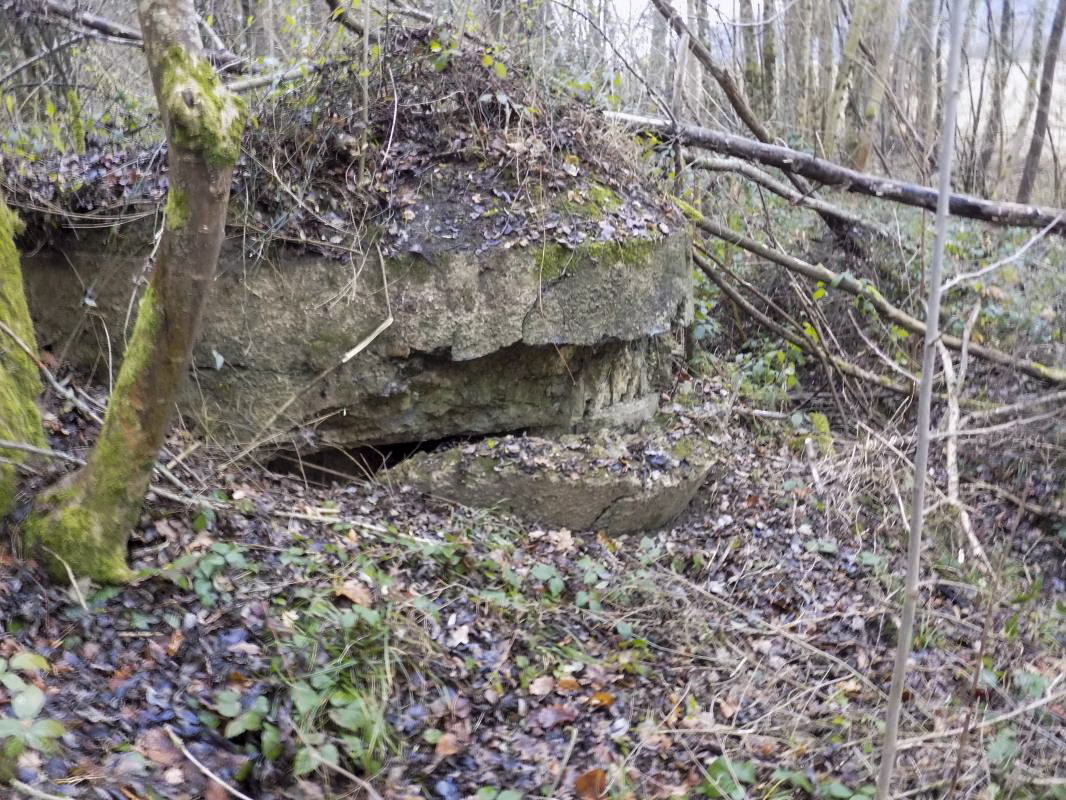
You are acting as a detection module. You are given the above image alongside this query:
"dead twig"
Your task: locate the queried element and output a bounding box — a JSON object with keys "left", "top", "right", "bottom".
{"left": 164, "top": 725, "right": 255, "bottom": 800}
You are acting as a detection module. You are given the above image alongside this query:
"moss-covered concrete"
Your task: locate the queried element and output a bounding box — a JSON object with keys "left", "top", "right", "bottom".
{"left": 0, "top": 200, "right": 46, "bottom": 517}
{"left": 23, "top": 226, "right": 691, "bottom": 449}
{"left": 533, "top": 236, "right": 663, "bottom": 282}
{"left": 559, "top": 183, "right": 622, "bottom": 218}
{"left": 160, "top": 45, "right": 244, "bottom": 166}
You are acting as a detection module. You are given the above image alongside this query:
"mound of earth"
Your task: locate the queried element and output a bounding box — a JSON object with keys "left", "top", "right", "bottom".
{"left": 12, "top": 35, "right": 691, "bottom": 451}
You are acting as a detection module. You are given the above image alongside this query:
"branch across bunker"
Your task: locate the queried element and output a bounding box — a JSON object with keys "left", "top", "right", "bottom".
{"left": 3, "top": 31, "right": 677, "bottom": 261}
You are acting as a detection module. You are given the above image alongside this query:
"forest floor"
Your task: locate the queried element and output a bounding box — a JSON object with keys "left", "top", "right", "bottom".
{"left": 1, "top": 375, "right": 1064, "bottom": 800}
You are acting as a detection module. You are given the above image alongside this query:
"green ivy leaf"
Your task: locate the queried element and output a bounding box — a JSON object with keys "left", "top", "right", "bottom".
{"left": 291, "top": 683, "right": 321, "bottom": 717}
{"left": 1, "top": 672, "right": 27, "bottom": 692}
{"left": 12, "top": 686, "right": 45, "bottom": 720}
{"left": 29, "top": 719, "right": 64, "bottom": 739}
{"left": 822, "top": 781, "right": 854, "bottom": 799}
{"left": 214, "top": 690, "right": 242, "bottom": 718}
{"left": 422, "top": 728, "right": 443, "bottom": 744}
{"left": 261, "top": 723, "right": 282, "bottom": 761}
{"left": 293, "top": 746, "right": 316, "bottom": 776}
{"left": 531, "top": 563, "right": 555, "bottom": 582}
{"left": 9, "top": 653, "right": 48, "bottom": 673}
{"left": 224, "top": 710, "right": 262, "bottom": 738}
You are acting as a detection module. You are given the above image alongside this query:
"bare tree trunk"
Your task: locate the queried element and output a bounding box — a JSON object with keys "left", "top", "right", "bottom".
{"left": 1001, "top": 0, "right": 1048, "bottom": 190}
{"left": 0, "top": 200, "right": 46, "bottom": 519}
{"left": 1017, "top": 0, "right": 1066, "bottom": 203}
{"left": 824, "top": 0, "right": 872, "bottom": 156}
{"left": 915, "top": 0, "right": 939, "bottom": 175}
{"left": 761, "top": 0, "right": 778, "bottom": 118}
{"left": 851, "top": 0, "right": 902, "bottom": 169}
{"left": 693, "top": 0, "right": 717, "bottom": 122}
{"left": 793, "top": 0, "right": 815, "bottom": 132}
{"left": 649, "top": 4, "right": 670, "bottom": 100}
{"left": 739, "top": 0, "right": 761, "bottom": 107}
{"left": 976, "top": 0, "right": 1013, "bottom": 194}
{"left": 21, "top": 0, "right": 245, "bottom": 583}
{"left": 816, "top": 0, "right": 836, "bottom": 146}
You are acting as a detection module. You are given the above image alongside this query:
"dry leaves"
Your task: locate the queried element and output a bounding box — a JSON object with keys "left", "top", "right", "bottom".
{"left": 529, "top": 675, "right": 555, "bottom": 696}
{"left": 335, "top": 579, "right": 373, "bottom": 606}
{"left": 575, "top": 768, "right": 608, "bottom": 799}
{"left": 531, "top": 704, "right": 578, "bottom": 729}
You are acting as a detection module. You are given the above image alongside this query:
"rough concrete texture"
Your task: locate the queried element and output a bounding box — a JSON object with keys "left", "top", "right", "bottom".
{"left": 391, "top": 431, "right": 717, "bottom": 534}
{"left": 22, "top": 229, "right": 690, "bottom": 448}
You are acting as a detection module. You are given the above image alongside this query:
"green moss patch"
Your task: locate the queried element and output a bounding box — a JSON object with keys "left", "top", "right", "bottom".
{"left": 160, "top": 45, "right": 245, "bottom": 166}
{"left": 534, "top": 236, "right": 660, "bottom": 282}
{"left": 0, "top": 200, "right": 46, "bottom": 517}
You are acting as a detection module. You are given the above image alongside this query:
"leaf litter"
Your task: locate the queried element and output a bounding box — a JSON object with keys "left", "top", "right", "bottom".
{"left": 0, "top": 374, "right": 1063, "bottom": 799}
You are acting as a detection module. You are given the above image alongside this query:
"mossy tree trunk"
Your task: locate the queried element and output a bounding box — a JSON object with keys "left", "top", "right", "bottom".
{"left": 21, "top": 0, "right": 244, "bottom": 584}
{"left": 0, "top": 200, "right": 47, "bottom": 519}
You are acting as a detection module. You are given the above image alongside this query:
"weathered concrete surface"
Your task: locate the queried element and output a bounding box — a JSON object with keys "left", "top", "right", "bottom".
{"left": 21, "top": 230, "right": 691, "bottom": 448}
{"left": 391, "top": 431, "right": 717, "bottom": 534}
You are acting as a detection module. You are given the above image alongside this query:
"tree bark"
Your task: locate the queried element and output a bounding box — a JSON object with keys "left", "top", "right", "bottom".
{"left": 1017, "top": 0, "right": 1066, "bottom": 203}
{"left": 761, "top": 0, "right": 778, "bottom": 118}
{"left": 824, "top": 0, "right": 872, "bottom": 156}
{"left": 816, "top": 0, "right": 836, "bottom": 141}
{"left": 608, "top": 110, "right": 1066, "bottom": 233}
{"left": 976, "top": 0, "right": 1013, "bottom": 193}
{"left": 21, "top": 0, "right": 244, "bottom": 583}
{"left": 0, "top": 200, "right": 47, "bottom": 519}
{"left": 851, "top": 0, "right": 902, "bottom": 170}
{"left": 1001, "top": 0, "right": 1047, "bottom": 191}
{"left": 738, "top": 0, "right": 761, "bottom": 107}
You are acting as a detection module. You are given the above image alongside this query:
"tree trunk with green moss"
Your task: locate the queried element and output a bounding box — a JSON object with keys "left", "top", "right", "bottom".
{"left": 0, "top": 200, "right": 47, "bottom": 519}
{"left": 20, "top": 0, "right": 244, "bottom": 584}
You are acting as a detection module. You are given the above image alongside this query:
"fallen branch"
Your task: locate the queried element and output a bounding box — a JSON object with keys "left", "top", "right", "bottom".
{"left": 897, "top": 681, "right": 1066, "bottom": 750}
{"left": 324, "top": 0, "right": 380, "bottom": 42}
{"left": 29, "top": 0, "right": 247, "bottom": 71}
{"left": 680, "top": 200, "right": 1066, "bottom": 385}
{"left": 647, "top": 0, "right": 856, "bottom": 240}
{"left": 689, "top": 154, "right": 886, "bottom": 236}
{"left": 164, "top": 726, "right": 255, "bottom": 800}
{"left": 609, "top": 111, "right": 1066, "bottom": 235}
